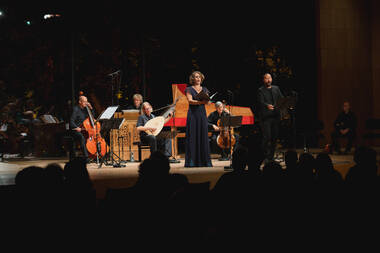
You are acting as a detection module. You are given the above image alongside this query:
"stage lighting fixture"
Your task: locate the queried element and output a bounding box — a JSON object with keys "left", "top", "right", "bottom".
{"left": 44, "top": 14, "right": 61, "bottom": 19}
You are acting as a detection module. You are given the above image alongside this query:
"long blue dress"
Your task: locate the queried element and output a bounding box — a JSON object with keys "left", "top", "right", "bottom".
{"left": 184, "top": 86, "right": 213, "bottom": 167}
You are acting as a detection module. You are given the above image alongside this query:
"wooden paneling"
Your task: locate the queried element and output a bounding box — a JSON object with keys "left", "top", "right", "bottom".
{"left": 111, "top": 112, "right": 150, "bottom": 162}
{"left": 317, "top": 0, "right": 375, "bottom": 146}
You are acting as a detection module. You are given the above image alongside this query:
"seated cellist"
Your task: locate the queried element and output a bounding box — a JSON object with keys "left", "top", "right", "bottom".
{"left": 208, "top": 101, "right": 239, "bottom": 161}
{"left": 69, "top": 95, "right": 95, "bottom": 163}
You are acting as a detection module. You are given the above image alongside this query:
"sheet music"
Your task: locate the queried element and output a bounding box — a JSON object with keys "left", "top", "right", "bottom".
{"left": 98, "top": 106, "right": 119, "bottom": 120}
{"left": 194, "top": 90, "right": 210, "bottom": 101}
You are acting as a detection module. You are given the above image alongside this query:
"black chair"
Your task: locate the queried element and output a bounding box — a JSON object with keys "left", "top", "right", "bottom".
{"left": 133, "top": 141, "right": 150, "bottom": 162}
{"left": 363, "top": 118, "right": 380, "bottom": 144}
{"left": 300, "top": 119, "right": 325, "bottom": 151}
{"left": 62, "top": 131, "right": 83, "bottom": 161}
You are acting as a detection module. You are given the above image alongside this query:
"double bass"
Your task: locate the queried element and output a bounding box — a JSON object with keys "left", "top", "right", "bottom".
{"left": 81, "top": 103, "right": 108, "bottom": 159}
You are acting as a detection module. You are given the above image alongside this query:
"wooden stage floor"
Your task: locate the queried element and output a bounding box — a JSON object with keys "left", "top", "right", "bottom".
{"left": 0, "top": 148, "right": 360, "bottom": 200}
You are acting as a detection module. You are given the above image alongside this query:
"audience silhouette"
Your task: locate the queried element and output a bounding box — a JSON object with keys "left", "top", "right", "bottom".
{"left": 6, "top": 144, "right": 379, "bottom": 246}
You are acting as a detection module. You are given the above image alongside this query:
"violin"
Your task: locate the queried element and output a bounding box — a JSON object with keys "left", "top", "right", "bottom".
{"left": 81, "top": 102, "right": 108, "bottom": 159}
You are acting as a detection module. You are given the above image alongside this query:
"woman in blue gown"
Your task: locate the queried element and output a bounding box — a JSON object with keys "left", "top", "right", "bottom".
{"left": 184, "top": 71, "right": 212, "bottom": 167}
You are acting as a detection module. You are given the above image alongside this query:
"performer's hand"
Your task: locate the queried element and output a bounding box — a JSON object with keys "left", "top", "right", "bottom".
{"left": 149, "top": 127, "right": 156, "bottom": 132}
{"left": 86, "top": 102, "right": 93, "bottom": 110}
{"left": 74, "top": 127, "right": 81, "bottom": 132}
{"left": 213, "top": 125, "right": 220, "bottom": 131}
{"left": 267, "top": 104, "right": 274, "bottom": 110}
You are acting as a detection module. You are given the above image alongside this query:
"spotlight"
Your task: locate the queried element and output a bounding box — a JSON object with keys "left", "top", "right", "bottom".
{"left": 26, "top": 20, "right": 31, "bottom": 25}
{"left": 43, "top": 14, "right": 61, "bottom": 19}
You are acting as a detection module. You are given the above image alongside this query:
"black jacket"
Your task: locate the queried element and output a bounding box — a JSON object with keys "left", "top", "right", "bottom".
{"left": 334, "top": 111, "right": 357, "bottom": 132}
{"left": 257, "top": 85, "right": 284, "bottom": 120}
{"left": 69, "top": 106, "right": 95, "bottom": 129}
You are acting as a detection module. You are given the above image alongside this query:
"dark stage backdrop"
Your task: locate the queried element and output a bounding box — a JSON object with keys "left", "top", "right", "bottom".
{"left": 0, "top": 1, "right": 317, "bottom": 147}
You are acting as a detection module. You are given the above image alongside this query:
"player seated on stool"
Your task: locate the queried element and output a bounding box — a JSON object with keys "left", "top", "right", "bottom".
{"left": 331, "top": 101, "right": 357, "bottom": 155}
{"left": 136, "top": 102, "right": 174, "bottom": 161}
{"left": 208, "top": 101, "right": 239, "bottom": 161}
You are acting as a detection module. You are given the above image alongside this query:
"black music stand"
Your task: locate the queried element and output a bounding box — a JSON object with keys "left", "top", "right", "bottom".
{"left": 98, "top": 117, "right": 125, "bottom": 168}
{"left": 219, "top": 115, "right": 242, "bottom": 170}
{"left": 97, "top": 106, "right": 126, "bottom": 168}
{"left": 276, "top": 96, "right": 297, "bottom": 149}
{"left": 157, "top": 128, "right": 180, "bottom": 163}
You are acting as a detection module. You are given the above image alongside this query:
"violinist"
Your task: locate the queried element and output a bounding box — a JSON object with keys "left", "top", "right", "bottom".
{"left": 69, "top": 95, "right": 95, "bottom": 162}
{"left": 208, "top": 101, "right": 239, "bottom": 161}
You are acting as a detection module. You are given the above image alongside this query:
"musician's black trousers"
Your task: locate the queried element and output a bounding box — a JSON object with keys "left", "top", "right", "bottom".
{"left": 140, "top": 135, "right": 172, "bottom": 157}
{"left": 331, "top": 130, "right": 355, "bottom": 152}
{"left": 260, "top": 117, "right": 280, "bottom": 161}
{"left": 71, "top": 131, "right": 89, "bottom": 158}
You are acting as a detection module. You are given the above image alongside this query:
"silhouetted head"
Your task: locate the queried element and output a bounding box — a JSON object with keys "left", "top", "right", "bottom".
{"left": 354, "top": 146, "right": 377, "bottom": 166}
{"left": 262, "top": 161, "right": 283, "bottom": 179}
{"left": 63, "top": 157, "right": 92, "bottom": 188}
{"left": 315, "top": 152, "right": 334, "bottom": 173}
{"left": 285, "top": 149, "right": 298, "bottom": 170}
{"left": 296, "top": 152, "right": 316, "bottom": 179}
{"left": 150, "top": 150, "right": 171, "bottom": 174}
{"left": 15, "top": 166, "right": 45, "bottom": 194}
{"left": 45, "top": 163, "right": 65, "bottom": 187}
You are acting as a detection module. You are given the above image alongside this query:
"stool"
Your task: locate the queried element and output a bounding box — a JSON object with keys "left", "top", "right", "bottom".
{"left": 133, "top": 141, "right": 150, "bottom": 162}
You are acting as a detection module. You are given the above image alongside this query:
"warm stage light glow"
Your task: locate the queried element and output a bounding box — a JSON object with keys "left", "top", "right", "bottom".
{"left": 43, "top": 14, "right": 61, "bottom": 19}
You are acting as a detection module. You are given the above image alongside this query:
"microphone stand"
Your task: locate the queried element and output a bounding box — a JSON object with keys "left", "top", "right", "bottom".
{"left": 169, "top": 110, "right": 180, "bottom": 163}
{"left": 224, "top": 91, "right": 234, "bottom": 171}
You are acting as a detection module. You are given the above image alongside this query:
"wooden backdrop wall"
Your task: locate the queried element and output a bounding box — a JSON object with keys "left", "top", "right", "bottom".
{"left": 316, "top": 0, "right": 380, "bottom": 147}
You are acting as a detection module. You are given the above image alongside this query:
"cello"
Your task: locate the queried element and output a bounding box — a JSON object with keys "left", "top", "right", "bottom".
{"left": 81, "top": 101, "right": 108, "bottom": 160}
{"left": 216, "top": 101, "right": 236, "bottom": 150}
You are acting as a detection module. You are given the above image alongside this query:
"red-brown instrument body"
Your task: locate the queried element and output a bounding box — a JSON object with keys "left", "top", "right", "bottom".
{"left": 81, "top": 107, "right": 107, "bottom": 158}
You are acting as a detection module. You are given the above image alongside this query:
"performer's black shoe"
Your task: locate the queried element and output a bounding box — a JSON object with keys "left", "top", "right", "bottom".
{"left": 218, "top": 156, "right": 229, "bottom": 161}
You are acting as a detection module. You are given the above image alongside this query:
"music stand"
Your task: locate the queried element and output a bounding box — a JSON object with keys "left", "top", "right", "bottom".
{"left": 97, "top": 106, "right": 126, "bottom": 168}
{"left": 219, "top": 115, "right": 242, "bottom": 170}
{"left": 275, "top": 96, "right": 297, "bottom": 149}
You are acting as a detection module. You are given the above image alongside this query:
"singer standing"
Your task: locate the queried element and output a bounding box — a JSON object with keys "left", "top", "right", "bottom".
{"left": 184, "top": 71, "right": 212, "bottom": 167}
{"left": 257, "top": 73, "right": 284, "bottom": 164}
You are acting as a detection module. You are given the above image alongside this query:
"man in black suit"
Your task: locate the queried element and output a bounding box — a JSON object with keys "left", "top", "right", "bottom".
{"left": 331, "top": 101, "right": 357, "bottom": 154}
{"left": 69, "top": 95, "right": 95, "bottom": 162}
{"left": 257, "top": 73, "right": 284, "bottom": 164}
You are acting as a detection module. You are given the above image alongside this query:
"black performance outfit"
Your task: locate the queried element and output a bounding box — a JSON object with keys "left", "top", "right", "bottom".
{"left": 257, "top": 85, "right": 284, "bottom": 162}
{"left": 208, "top": 110, "right": 239, "bottom": 160}
{"left": 125, "top": 104, "right": 142, "bottom": 111}
{"left": 185, "top": 86, "right": 212, "bottom": 167}
{"left": 69, "top": 105, "right": 94, "bottom": 159}
{"left": 136, "top": 113, "right": 172, "bottom": 157}
{"left": 331, "top": 110, "right": 357, "bottom": 153}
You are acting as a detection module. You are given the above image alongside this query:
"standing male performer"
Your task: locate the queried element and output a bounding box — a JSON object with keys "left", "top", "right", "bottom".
{"left": 257, "top": 73, "right": 284, "bottom": 164}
